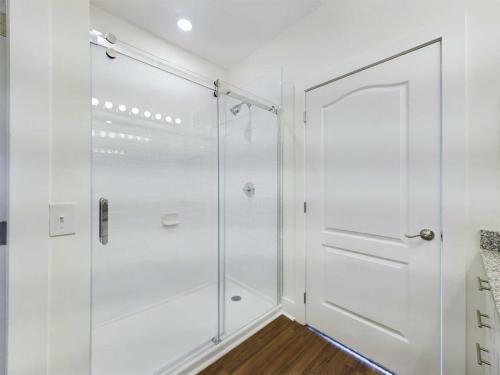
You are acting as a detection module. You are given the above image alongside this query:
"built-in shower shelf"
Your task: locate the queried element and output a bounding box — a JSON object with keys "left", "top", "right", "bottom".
{"left": 162, "top": 212, "right": 180, "bottom": 227}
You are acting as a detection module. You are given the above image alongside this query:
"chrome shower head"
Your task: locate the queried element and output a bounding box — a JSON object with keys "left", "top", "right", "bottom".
{"left": 230, "top": 103, "right": 244, "bottom": 116}
{"left": 229, "top": 102, "right": 251, "bottom": 116}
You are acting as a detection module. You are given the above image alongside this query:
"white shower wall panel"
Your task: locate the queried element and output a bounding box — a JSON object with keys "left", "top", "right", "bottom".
{"left": 222, "top": 102, "right": 278, "bottom": 304}
{"left": 92, "top": 129, "right": 218, "bottom": 325}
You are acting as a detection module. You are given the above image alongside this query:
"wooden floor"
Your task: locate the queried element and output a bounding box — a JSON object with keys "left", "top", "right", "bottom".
{"left": 198, "top": 315, "right": 383, "bottom": 375}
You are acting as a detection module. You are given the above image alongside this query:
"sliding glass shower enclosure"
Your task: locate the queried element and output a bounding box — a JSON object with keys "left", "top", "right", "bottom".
{"left": 90, "top": 36, "right": 280, "bottom": 374}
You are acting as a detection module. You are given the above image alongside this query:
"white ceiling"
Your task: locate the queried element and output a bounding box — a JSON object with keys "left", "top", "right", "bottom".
{"left": 91, "top": 0, "right": 326, "bottom": 68}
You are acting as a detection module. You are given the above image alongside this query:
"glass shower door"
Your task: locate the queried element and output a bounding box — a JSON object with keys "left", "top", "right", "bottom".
{"left": 218, "top": 85, "right": 280, "bottom": 337}
{"left": 90, "top": 44, "right": 219, "bottom": 375}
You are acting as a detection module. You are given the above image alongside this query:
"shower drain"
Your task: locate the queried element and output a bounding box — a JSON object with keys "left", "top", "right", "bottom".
{"left": 231, "top": 295, "right": 242, "bottom": 302}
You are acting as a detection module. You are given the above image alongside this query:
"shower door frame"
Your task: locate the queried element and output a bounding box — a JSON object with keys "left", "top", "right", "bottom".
{"left": 213, "top": 79, "right": 283, "bottom": 342}
{"left": 89, "top": 31, "right": 283, "bottom": 372}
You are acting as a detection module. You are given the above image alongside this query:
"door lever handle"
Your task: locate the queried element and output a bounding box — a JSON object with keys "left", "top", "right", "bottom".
{"left": 405, "top": 229, "right": 435, "bottom": 241}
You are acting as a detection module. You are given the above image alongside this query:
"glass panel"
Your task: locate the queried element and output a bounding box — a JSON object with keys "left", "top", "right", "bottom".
{"left": 0, "top": 1, "right": 6, "bottom": 372}
{"left": 91, "top": 44, "right": 219, "bottom": 374}
{"left": 219, "top": 91, "right": 279, "bottom": 337}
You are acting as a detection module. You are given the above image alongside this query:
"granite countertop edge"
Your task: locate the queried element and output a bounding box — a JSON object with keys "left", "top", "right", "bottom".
{"left": 479, "top": 248, "right": 500, "bottom": 316}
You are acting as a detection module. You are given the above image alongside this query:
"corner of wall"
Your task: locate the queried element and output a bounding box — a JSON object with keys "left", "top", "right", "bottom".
{"left": 47, "top": 1, "right": 91, "bottom": 374}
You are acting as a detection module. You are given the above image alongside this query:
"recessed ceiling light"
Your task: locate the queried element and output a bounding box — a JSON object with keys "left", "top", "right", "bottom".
{"left": 177, "top": 18, "right": 193, "bottom": 32}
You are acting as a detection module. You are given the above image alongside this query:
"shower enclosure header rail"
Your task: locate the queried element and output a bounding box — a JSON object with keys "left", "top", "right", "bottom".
{"left": 89, "top": 29, "right": 216, "bottom": 91}
{"left": 215, "top": 80, "right": 279, "bottom": 115}
{"left": 89, "top": 30, "right": 280, "bottom": 116}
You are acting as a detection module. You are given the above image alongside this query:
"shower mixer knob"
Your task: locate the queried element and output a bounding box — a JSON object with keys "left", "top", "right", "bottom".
{"left": 243, "top": 182, "right": 255, "bottom": 198}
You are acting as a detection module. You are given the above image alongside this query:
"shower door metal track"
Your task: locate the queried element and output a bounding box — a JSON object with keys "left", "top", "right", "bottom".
{"left": 215, "top": 80, "right": 279, "bottom": 115}
{"left": 89, "top": 30, "right": 216, "bottom": 91}
{"left": 89, "top": 30, "right": 281, "bottom": 115}
{"left": 219, "top": 89, "right": 278, "bottom": 114}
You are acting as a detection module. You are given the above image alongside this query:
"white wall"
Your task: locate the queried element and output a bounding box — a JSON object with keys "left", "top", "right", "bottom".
{"left": 226, "top": 0, "right": 499, "bottom": 373}
{"left": 466, "top": 1, "right": 500, "bottom": 259}
{"left": 46, "top": 1, "right": 91, "bottom": 374}
{"left": 463, "top": 1, "right": 500, "bottom": 373}
{"left": 8, "top": 0, "right": 50, "bottom": 373}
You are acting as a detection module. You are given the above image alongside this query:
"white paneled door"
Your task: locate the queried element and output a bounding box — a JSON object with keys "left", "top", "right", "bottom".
{"left": 305, "top": 42, "right": 441, "bottom": 375}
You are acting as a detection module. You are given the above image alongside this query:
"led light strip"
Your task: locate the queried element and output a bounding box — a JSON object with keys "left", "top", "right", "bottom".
{"left": 307, "top": 326, "right": 393, "bottom": 375}
{"left": 91, "top": 97, "right": 182, "bottom": 124}
{"left": 93, "top": 148, "right": 125, "bottom": 155}
{"left": 92, "top": 129, "right": 150, "bottom": 143}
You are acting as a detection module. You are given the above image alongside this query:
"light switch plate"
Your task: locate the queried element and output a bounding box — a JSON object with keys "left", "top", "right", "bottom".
{"left": 49, "top": 203, "right": 76, "bottom": 237}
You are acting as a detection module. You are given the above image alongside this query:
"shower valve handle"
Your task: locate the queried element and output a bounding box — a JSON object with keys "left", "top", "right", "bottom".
{"left": 242, "top": 182, "right": 255, "bottom": 197}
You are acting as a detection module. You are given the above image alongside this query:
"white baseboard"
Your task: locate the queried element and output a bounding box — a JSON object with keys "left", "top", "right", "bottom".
{"left": 282, "top": 296, "right": 305, "bottom": 325}
{"left": 167, "top": 306, "right": 283, "bottom": 375}
{"left": 281, "top": 310, "right": 296, "bottom": 322}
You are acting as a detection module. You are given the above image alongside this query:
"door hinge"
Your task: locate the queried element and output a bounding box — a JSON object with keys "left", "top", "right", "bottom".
{"left": 441, "top": 232, "right": 443, "bottom": 242}
{"left": 303, "top": 201, "right": 307, "bottom": 213}
{"left": 303, "top": 292, "right": 307, "bottom": 304}
{"left": 0, "top": 221, "right": 6, "bottom": 245}
{"left": 303, "top": 111, "right": 307, "bottom": 124}
{"left": 0, "top": 13, "right": 6, "bottom": 37}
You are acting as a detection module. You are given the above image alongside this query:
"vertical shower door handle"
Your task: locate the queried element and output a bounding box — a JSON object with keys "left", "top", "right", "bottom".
{"left": 99, "top": 198, "right": 108, "bottom": 245}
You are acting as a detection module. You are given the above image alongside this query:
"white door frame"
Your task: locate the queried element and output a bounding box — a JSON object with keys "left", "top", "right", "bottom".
{"left": 289, "top": 14, "right": 468, "bottom": 375}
